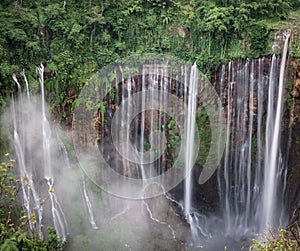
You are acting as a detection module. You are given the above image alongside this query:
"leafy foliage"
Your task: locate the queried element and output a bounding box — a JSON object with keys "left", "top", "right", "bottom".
{"left": 0, "top": 154, "right": 64, "bottom": 251}
{"left": 0, "top": 0, "right": 299, "bottom": 116}
{"left": 291, "top": 30, "right": 300, "bottom": 58}
{"left": 249, "top": 229, "right": 299, "bottom": 251}
{"left": 196, "top": 110, "right": 212, "bottom": 167}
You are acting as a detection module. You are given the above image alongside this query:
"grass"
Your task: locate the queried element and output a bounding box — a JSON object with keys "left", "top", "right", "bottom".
{"left": 255, "top": 8, "right": 300, "bottom": 31}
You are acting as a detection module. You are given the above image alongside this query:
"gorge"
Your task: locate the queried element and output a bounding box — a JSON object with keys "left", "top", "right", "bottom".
{"left": 5, "top": 31, "right": 300, "bottom": 250}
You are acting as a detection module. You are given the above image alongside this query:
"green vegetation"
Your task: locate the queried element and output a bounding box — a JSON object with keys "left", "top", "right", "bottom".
{"left": 196, "top": 110, "right": 212, "bottom": 167}
{"left": 291, "top": 30, "right": 300, "bottom": 61}
{"left": 0, "top": 2, "right": 299, "bottom": 249}
{"left": 0, "top": 0, "right": 300, "bottom": 115}
{"left": 167, "top": 116, "right": 180, "bottom": 150}
{"left": 249, "top": 229, "right": 299, "bottom": 251}
{"left": 0, "top": 155, "right": 64, "bottom": 250}
{"left": 98, "top": 101, "right": 106, "bottom": 126}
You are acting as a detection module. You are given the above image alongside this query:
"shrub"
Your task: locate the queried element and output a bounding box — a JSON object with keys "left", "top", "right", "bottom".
{"left": 249, "top": 229, "right": 299, "bottom": 251}
{"left": 0, "top": 154, "right": 65, "bottom": 251}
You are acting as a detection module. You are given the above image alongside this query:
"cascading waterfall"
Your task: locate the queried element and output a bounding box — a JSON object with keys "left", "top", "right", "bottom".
{"left": 261, "top": 32, "right": 290, "bottom": 230}
{"left": 38, "top": 64, "right": 52, "bottom": 179}
{"left": 217, "top": 33, "right": 290, "bottom": 237}
{"left": 111, "top": 63, "right": 188, "bottom": 182}
{"left": 93, "top": 61, "right": 205, "bottom": 223}
{"left": 20, "top": 69, "right": 30, "bottom": 98}
{"left": 254, "top": 58, "right": 264, "bottom": 201}
{"left": 12, "top": 64, "right": 68, "bottom": 240}
{"left": 139, "top": 69, "right": 147, "bottom": 179}
{"left": 38, "top": 64, "right": 68, "bottom": 239}
{"left": 184, "top": 63, "right": 199, "bottom": 236}
{"left": 8, "top": 39, "right": 292, "bottom": 248}
{"left": 12, "top": 76, "right": 44, "bottom": 237}
{"left": 81, "top": 176, "right": 99, "bottom": 229}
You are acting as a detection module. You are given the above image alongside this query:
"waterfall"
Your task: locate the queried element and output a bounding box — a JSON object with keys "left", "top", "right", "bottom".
{"left": 21, "top": 68, "right": 30, "bottom": 98}
{"left": 218, "top": 34, "right": 290, "bottom": 237}
{"left": 140, "top": 69, "right": 147, "bottom": 179}
{"left": 38, "top": 65, "right": 52, "bottom": 179}
{"left": 11, "top": 65, "right": 68, "bottom": 240}
{"left": 12, "top": 78, "right": 44, "bottom": 238}
{"left": 8, "top": 46, "right": 292, "bottom": 249}
{"left": 254, "top": 57, "right": 264, "bottom": 202}
{"left": 37, "top": 64, "right": 68, "bottom": 239}
{"left": 261, "top": 33, "right": 290, "bottom": 230}
{"left": 222, "top": 63, "right": 233, "bottom": 233}
{"left": 81, "top": 176, "right": 99, "bottom": 229}
{"left": 184, "top": 63, "right": 198, "bottom": 221}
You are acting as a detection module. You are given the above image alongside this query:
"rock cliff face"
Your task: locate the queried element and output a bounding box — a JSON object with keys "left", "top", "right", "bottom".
{"left": 209, "top": 54, "right": 300, "bottom": 226}
{"left": 286, "top": 58, "right": 300, "bottom": 221}
{"left": 63, "top": 51, "right": 300, "bottom": 231}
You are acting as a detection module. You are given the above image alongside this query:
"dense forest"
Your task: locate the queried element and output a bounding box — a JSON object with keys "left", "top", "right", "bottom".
{"left": 1, "top": 0, "right": 300, "bottom": 250}
{"left": 1, "top": 0, "right": 300, "bottom": 112}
